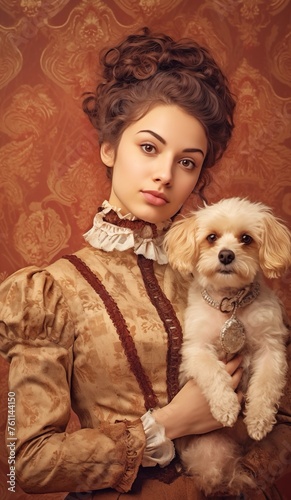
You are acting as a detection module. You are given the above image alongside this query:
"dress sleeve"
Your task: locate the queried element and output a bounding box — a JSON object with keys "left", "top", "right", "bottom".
{"left": 0, "top": 268, "right": 145, "bottom": 494}
{"left": 241, "top": 334, "right": 291, "bottom": 490}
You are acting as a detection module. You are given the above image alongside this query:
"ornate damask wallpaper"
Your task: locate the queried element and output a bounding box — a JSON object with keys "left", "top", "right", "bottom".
{"left": 0, "top": 1, "right": 290, "bottom": 498}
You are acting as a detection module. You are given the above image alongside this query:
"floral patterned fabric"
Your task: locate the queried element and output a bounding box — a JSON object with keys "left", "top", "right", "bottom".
{"left": 0, "top": 243, "right": 190, "bottom": 494}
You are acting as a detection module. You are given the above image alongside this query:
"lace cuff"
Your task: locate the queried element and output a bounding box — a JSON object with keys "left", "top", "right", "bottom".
{"left": 141, "top": 410, "right": 175, "bottom": 468}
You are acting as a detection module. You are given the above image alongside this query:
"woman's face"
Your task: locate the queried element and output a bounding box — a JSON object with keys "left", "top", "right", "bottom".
{"left": 101, "top": 104, "right": 208, "bottom": 223}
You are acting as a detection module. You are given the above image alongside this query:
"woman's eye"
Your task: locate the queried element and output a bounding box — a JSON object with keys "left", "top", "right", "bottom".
{"left": 141, "top": 143, "right": 156, "bottom": 154}
{"left": 179, "top": 159, "right": 195, "bottom": 170}
{"left": 207, "top": 234, "right": 217, "bottom": 243}
{"left": 241, "top": 234, "right": 253, "bottom": 245}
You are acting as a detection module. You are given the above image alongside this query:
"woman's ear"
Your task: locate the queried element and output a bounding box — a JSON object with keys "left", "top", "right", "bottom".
{"left": 100, "top": 142, "right": 115, "bottom": 167}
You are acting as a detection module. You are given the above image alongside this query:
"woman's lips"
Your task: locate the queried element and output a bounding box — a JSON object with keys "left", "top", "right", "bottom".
{"left": 141, "top": 190, "right": 169, "bottom": 206}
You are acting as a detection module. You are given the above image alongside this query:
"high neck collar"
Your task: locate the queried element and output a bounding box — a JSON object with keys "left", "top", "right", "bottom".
{"left": 83, "top": 201, "right": 172, "bottom": 264}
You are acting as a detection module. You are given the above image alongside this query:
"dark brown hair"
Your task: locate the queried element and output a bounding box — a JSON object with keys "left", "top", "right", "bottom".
{"left": 83, "top": 27, "right": 236, "bottom": 196}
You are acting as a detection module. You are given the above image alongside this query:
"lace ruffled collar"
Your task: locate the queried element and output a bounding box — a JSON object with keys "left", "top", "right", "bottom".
{"left": 83, "top": 201, "right": 172, "bottom": 264}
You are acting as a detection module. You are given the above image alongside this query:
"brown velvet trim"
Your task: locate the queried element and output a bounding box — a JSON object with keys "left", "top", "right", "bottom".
{"left": 100, "top": 209, "right": 159, "bottom": 238}
{"left": 137, "top": 255, "right": 182, "bottom": 403}
{"left": 62, "top": 254, "right": 159, "bottom": 411}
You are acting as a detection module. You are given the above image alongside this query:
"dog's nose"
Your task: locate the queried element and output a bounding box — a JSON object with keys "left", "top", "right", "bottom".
{"left": 218, "top": 249, "right": 235, "bottom": 265}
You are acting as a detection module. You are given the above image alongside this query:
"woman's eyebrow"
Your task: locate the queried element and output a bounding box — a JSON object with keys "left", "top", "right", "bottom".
{"left": 137, "top": 130, "right": 166, "bottom": 144}
{"left": 183, "top": 148, "right": 205, "bottom": 157}
{"left": 137, "top": 129, "right": 205, "bottom": 157}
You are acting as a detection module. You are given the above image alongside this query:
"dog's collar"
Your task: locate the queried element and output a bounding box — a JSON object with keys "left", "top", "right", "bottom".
{"left": 201, "top": 282, "right": 260, "bottom": 313}
{"left": 201, "top": 282, "right": 260, "bottom": 354}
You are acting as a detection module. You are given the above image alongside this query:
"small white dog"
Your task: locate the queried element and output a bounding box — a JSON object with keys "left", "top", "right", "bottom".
{"left": 164, "top": 197, "right": 291, "bottom": 495}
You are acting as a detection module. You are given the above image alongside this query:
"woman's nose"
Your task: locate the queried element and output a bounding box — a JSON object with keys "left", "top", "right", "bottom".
{"left": 153, "top": 159, "right": 173, "bottom": 185}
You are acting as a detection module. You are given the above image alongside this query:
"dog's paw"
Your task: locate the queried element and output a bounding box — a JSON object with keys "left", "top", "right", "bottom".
{"left": 245, "top": 417, "right": 275, "bottom": 441}
{"left": 210, "top": 392, "right": 241, "bottom": 426}
{"left": 244, "top": 409, "right": 276, "bottom": 441}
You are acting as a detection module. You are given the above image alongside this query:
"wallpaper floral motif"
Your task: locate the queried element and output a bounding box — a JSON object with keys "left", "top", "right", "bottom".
{"left": 0, "top": 1, "right": 290, "bottom": 499}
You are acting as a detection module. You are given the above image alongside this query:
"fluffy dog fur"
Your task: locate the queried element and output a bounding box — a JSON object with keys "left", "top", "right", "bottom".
{"left": 164, "top": 197, "right": 291, "bottom": 495}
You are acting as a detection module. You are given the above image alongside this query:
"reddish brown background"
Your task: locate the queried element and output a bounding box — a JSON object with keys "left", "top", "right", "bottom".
{"left": 0, "top": 1, "right": 290, "bottom": 498}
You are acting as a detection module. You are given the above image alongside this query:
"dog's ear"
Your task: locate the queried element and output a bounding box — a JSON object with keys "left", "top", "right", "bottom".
{"left": 259, "top": 212, "right": 291, "bottom": 278}
{"left": 164, "top": 215, "right": 200, "bottom": 274}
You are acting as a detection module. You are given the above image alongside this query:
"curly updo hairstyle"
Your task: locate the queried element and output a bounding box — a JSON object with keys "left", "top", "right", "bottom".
{"left": 83, "top": 27, "right": 236, "bottom": 193}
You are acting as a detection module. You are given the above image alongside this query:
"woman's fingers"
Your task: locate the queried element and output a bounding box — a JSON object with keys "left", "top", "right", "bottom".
{"left": 231, "top": 367, "right": 243, "bottom": 390}
{"left": 225, "top": 355, "right": 243, "bottom": 375}
{"left": 224, "top": 355, "right": 244, "bottom": 390}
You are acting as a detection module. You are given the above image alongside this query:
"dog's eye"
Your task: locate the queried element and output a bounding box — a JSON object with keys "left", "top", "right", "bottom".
{"left": 241, "top": 234, "right": 253, "bottom": 245}
{"left": 207, "top": 234, "right": 217, "bottom": 243}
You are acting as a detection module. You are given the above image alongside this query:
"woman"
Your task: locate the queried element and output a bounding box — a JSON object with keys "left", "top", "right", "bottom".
{"left": 0, "top": 28, "right": 289, "bottom": 499}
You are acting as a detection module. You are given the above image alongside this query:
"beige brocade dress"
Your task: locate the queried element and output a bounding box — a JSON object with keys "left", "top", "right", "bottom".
{"left": 0, "top": 202, "right": 290, "bottom": 500}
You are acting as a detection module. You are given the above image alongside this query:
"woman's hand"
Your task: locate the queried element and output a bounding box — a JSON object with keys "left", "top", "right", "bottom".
{"left": 153, "top": 355, "right": 243, "bottom": 439}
